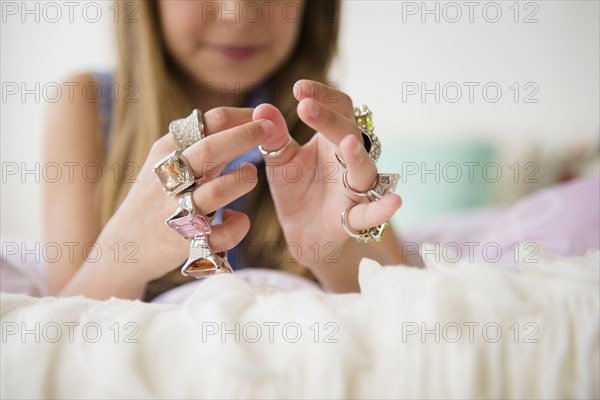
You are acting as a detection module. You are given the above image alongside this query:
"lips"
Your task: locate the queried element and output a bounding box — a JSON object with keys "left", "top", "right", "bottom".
{"left": 207, "top": 44, "right": 260, "bottom": 60}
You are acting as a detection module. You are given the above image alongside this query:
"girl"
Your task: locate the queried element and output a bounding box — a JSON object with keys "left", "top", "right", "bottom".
{"left": 43, "top": 0, "right": 408, "bottom": 301}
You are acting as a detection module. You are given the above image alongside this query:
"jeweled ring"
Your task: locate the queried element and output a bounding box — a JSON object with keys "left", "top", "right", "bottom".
{"left": 165, "top": 190, "right": 213, "bottom": 239}
{"left": 342, "top": 170, "right": 400, "bottom": 202}
{"left": 153, "top": 150, "right": 203, "bottom": 196}
{"left": 258, "top": 136, "right": 292, "bottom": 158}
{"left": 170, "top": 109, "right": 205, "bottom": 149}
{"left": 335, "top": 104, "right": 381, "bottom": 168}
{"left": 340, "top": 204, "right": 388, "bottom": 243}
{"left": 181, "top": 237, "right": 234, "bottom": 278}
{"left": 354, "top": 104, "right": 381, "bottom": 163}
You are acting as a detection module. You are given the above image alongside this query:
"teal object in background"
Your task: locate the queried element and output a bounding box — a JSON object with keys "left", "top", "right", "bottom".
{"left": 377, "top": 139, "right": 497, "bottom": 229}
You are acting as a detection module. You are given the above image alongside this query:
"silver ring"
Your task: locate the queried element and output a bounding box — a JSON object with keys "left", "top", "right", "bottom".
{"left": 342, "top": 169, "right": 372, "bottom": 198}
{"left": 170, "top": 109, "right": 205, "bottom": 149}
{"left": 340, "top": 204, "right": 389, "bottom": 243}
{"left": 258, "top": 136, "right": 292, "bottom": 158}
{"left": 335, "top": 152, "right": 347, "bottom": 168}
{"left": 342, "top": 170, "right": 400, "bottom": 202}
{"left": 367, "top": 173, "right": 400, "bottom": 201}
{"left": 153, "top": 150, "right": 203, "bottom": 196}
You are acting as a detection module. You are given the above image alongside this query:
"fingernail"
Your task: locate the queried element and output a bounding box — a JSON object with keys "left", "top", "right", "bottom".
{"left": 259, "top": 119, "right": 276, "bottom": 138}
{"left": 308, "top": 101, "right": 319, "bottom": 119}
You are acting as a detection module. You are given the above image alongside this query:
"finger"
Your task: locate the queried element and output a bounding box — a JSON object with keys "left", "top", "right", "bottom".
{"left": 202, "top": 107, "right": 254, "bottom": 136}
{"left": 293, "top": 79, "right": 354, "bottom": 119}
{"left": 183, "top": 119, "right": 273, "bottom": 178}
{"left": 345, "top": 194, "right": 402, "bottom": 232}
{"left": 149, "top": 108, "right": 254, "bottom": 161}
{"left": 339, "top": 134, "right": 377, "bottom": 193}
{"left": 297, "top": 98, "right": 361, "bottom": 146}
{"left": 208, "top": 209, "right": 250, "bottom": 252}
{"left": 192, "top": 163, "right": 258, "bottom": 215}
{"left": 252, "top": 103, "right": 300, "bottom": 165}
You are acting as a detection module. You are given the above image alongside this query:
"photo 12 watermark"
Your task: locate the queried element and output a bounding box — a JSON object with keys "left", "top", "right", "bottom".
{"left": 401, "top": 321, "right": 540, "bottom": 344}
{"left": 1, "top": 1, "right": 138, "bottom": 24}
{"left": 199, "top": 321, "right": 340, "bottom": 344}
{"left": 400, "top": 1, "right": 540, "bottom": 24}
{"left": 401, "top": 82, "right": 540, "bottom": 104}
{"left": 403, "top": 241, "right": 541, "bottom": 264}
{"left": 2, "top": 321, "right": 139, "bottom": 344}
{"left": 1, "top": 241, "right": 140, "bottom": 265}
{"left": 1, "top": 81, "right": 139, "bottom": 104}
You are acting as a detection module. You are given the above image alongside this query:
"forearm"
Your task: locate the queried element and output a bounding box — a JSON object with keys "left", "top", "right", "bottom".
{"left": 57, "top": 235, "right": 149, "bottom": 300}
{"left": 59, "top": 258, "right": 147, "bottom": 300}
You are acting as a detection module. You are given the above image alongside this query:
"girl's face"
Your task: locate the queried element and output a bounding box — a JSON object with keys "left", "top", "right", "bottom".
{"left": 159, "top": 0, "right": 304, "bottom": 94}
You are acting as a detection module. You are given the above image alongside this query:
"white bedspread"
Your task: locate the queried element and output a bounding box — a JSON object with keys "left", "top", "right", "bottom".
{"left": 1, "top": 244, "right": 599, "bottom": 399}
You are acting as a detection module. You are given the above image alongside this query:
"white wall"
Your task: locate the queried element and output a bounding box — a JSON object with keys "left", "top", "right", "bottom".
{"left": 1, "top": 1, "right": 599, "bottom": 240}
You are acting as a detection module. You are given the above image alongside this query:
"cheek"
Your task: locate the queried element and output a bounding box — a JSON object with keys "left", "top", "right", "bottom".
{"left": 158, "top": 1, "right": 205, "bottom": 56}
{"left": 268, "top": 18, "right": 303, "bottom": 63}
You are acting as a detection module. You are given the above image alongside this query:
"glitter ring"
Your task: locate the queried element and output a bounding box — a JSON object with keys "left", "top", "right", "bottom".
{"left": 170, "top": 109, "right": 205, "bottom": 149}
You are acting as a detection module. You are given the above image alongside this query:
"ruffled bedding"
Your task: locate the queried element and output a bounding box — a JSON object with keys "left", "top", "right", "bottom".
{"left": 2, "top": 247, "right": 599, "bottom": 399}
{"left": 1, "top": 176, "right": 599, "bottom": 399}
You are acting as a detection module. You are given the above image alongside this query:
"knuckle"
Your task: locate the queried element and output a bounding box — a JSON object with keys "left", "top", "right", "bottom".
{"left": 203, "top": 182, "right": 222, "bottom": 201}
{"left": 196, "top": 138, "right": 214, "bottom": 161}
{"left": 150, "top": 135, "right": 172, "bottom": 156}
{"left": 205, "top": 107, "right": 230, "bottom": 130}
{"left": 240, "top": 122, "right": 260, "bottom": 143}
{"left": 341, "top": 92, "right": 353, "bottom": 108}
{"left": 326, "top": 108, "right": 337, "bottom": 128}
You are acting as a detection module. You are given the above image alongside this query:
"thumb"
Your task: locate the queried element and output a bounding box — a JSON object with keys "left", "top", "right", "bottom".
{"left": 252, "top": 103, "right": 298, "bottom": 164}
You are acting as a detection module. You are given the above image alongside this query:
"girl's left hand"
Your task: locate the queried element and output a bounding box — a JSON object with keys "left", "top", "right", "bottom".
{"left": 253, "top": 80, "right": 402, "bottom": 273}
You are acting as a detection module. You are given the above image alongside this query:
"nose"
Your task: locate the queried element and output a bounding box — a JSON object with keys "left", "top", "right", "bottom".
{"left": 220, "top": 0, "right": 246, "bottom": 24}
{"left": 218, "top": 0, "right": 266, "bottom": 26}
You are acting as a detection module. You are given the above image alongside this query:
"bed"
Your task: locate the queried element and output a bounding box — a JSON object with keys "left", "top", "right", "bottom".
{"left": 1, "top": 176, "right": 599, "bottom": 399}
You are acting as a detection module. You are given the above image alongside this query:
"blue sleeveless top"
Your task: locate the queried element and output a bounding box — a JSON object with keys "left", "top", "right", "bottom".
{"left": 92, "top": 72, "right": 267, "bottom": 270}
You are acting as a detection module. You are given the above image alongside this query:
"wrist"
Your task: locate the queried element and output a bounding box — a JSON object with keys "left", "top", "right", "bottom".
{"left": 58, "top": 228, "right": 151, "bottom": 300}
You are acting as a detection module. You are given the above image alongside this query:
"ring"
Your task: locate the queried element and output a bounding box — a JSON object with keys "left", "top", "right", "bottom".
{"left": 334, "top": 104, "right": 381, "bottom": 168}
{"left": 258, "top": 136, "right": 292, "bottom": 158}
{"left": 335, "top": 152, "right": 347, "bottom": 168}
{"left": 181, "top": 237, "right": 234, "bottom": 278}
{"left": 354, "top": 105, "right": 381, "bottom": 163}
{"left": 340, "top": 204, "right": 388, "bottom": 243}
{"left": 165, "top": 190, "right": 213, "bottom": 239}
{"left": 342, "top": 170, "right": 400, "bottom": 202}
{"left": 153, "top": 150, "right": 203, "bottom": 196}
{"left": 169, "top": 109, "right": 205, "bottom": 149}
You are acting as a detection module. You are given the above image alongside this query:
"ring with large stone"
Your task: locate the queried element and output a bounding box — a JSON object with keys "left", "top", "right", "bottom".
{"left": 354, "top": 104, "right": 381, "bottom": 163}
{"left": 153, "top": 150, "right": 203, "bottom": 196}
{"left": 180, "top": 237, "right": 234, "bottom": 278}
{"left": 169, "top": 109, "right": 205, "bottom": 149}
{"left": 342, "top": 170, "right": 400, "bottom": 202}
{"left": 340, "top": 204, "right": 388, "bottom": 243}
{"left": 335, "top": 104, "right": 381, "bottom": 168}
{"left": 165, "top": 190, "right": 213, "bottom": 239}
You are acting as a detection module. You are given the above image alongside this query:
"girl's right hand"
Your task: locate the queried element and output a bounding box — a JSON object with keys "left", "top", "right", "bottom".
{"left": 84, "top": 107, "right": 274, "bottom": 286}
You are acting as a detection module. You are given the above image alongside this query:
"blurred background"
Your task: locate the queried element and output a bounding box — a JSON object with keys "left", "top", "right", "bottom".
{"left": 1, "top": 0, "right": 599, "bottom": 240}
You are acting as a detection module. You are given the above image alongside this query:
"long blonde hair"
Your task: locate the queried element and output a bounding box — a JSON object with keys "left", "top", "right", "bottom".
{"left": 101, "top": 0, "right": 340, "bottom": 296}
